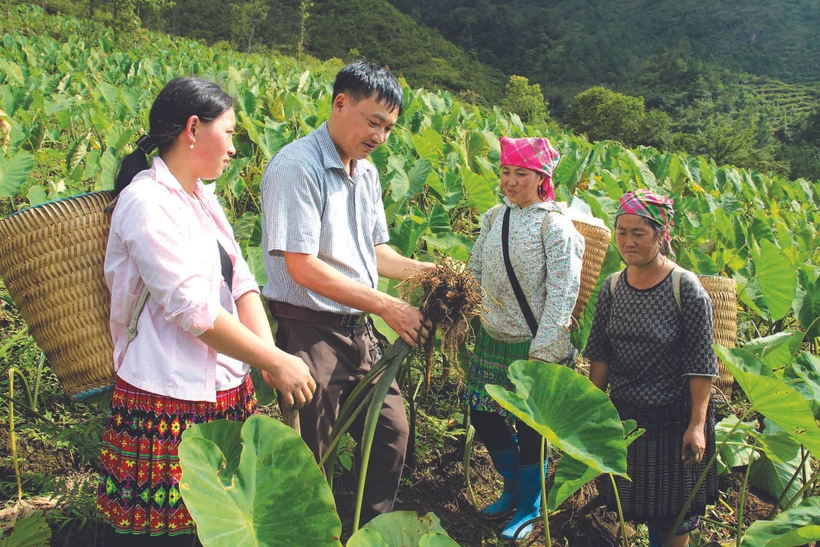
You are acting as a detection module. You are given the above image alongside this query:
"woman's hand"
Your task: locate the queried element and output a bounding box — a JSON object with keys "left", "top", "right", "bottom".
{"left": 682, "top": 423, "right": 706, "bottom": 467}
{"left": 262, "top": 352, "right": 316, "bottom": 410}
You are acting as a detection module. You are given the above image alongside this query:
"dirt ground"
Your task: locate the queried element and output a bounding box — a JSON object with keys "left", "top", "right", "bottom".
{"left": 0, "top": 385, "right": 796, "bottom": 547}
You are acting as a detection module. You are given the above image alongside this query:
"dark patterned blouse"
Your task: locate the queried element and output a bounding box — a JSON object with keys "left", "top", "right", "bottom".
{"left": 583, "top": 269, "right": 719, "bottom": 407}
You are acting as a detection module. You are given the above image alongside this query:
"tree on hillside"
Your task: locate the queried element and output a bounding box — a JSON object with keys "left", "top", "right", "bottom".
{"left": 567, "top": 86, "right": 648, "bottom": 147}
{"left": 230, "top": 0, "right": 269, "bottom": 52}
{"left": 501, "top": 75, "right": 549, "bottom": 125}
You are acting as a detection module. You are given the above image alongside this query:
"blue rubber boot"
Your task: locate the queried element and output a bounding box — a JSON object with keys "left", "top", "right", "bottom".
{"left": 649, "top": 527, "right": 662, "bottom": 547}
{"left": 500, "top": 462, "right": 544, "bottom": 541}
{"left": 648, "top": 526, "right": 689, "bottom": 547}
{"left": 480, "top": 445, "right": 519, "bottom": 520}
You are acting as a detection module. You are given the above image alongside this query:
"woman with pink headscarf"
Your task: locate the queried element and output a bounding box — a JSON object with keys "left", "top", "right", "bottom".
{"left": 585, "top": 190, "right": 718, "bottom": 547}
{"left": 466, "top": 136, "right": 584, "bottom": 541}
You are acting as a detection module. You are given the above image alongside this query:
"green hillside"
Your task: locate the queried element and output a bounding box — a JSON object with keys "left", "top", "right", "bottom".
{"left": 387, "top": 0, "right": 820, "bottom": 90}
{"left": 135, "top": 0, "right": 507, "bottom": 104}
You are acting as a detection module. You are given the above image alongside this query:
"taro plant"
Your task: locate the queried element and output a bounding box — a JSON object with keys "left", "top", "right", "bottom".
{"left": 346, "top": 511, "right": 459, "bottom": 546}
{"left": 484, "top": 359, "right": 634, "bottom": 545}
{"left": 178, "top": 414, "right": 344, "bottom": 546}
{"left": 177, "top": 414, "right": 462, "bottom": 546}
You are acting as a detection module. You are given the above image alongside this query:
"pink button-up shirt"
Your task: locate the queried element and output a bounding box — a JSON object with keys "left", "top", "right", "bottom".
{"left": 105, "top": 157, "right": 259, "bottom": 402}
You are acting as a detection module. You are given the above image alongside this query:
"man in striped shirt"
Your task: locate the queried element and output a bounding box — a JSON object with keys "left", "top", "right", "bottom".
{"left": 260, "top": 61, "right": 433, "bottom": 522}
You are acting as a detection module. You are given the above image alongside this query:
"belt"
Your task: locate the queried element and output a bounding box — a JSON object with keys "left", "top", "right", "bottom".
{"left": 267, "top": 301, "right": 366, "bottom": 328}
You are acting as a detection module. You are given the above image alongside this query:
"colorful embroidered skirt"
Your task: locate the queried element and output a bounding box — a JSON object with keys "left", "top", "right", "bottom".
{"left": 465, "top": 326, "right": 531, "bottom": 415}
{"left": 602, "top": 396, "right": 718, "bottom": 528}
{"left": 96, "top": 376, "right": 257, "bottom": 537}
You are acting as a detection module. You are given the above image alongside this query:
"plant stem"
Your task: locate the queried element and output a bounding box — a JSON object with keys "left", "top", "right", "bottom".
{"left": 661, "top": 406, "right": 755, "bottom": 547}
{"left": 9, "top": 370, "right": 22, "bottom": 501}
{"left": 352, "top": 341, "right": 411, "bottom": 532}
{"left": 800, "top": 446, "right": 807, "bottom": 502}
{"left": 736, "top": 438, "right": 756, "bottom": 547}
{"left": 0, "top": 391, "right": 57, "bottom": 425}
{"left": 32, "top": 353, "right": 45, "bottom": 412}
{"left": 767, "top": 447, "right": 811, "bottom": 518}
{"left": 781, "top": 467, "right": 820, "bottom": 513}
{"left": 541, "top": 436, "right": 550, "bottom": 546}
{"left": 700, "top": 516, "right": 738, "bottom": 532}
{"left": 610, "top": 474, "right": 629, "bottom": 547}
{"left": 464, "top": 424, "right": 478, "bottom": 510}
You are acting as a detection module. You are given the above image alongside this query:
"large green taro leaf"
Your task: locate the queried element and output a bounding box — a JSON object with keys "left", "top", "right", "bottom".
{"left": 547, "top": 420, "right": 642, "bottom": 511}
{"left": 486, "top": 360, "right": 628, "bottom": 477}
{"left": 784, "top": 352, "right": 820, "bottom": 418}
{"left": 0, "top": 151, "right": 34, "bottom": 198}
{"left": 179, "top": 415, "right": 342, "bottom": 547}
{"left": 715, "top": 416, "right": 756, "bottom": 476}
{"left": 715, "top": 346, "right": 820, "bottom": 459}
{"left": 742, "top": 332, "right": 804, "bottom": 372}
{"left": 741, "top": 497, "right": 820, "bottom": 547}
{"left": 347, "top": 512, "right": 459, "bottom": 547}
{"left": 753, "top": 239, "right": 797, "bottom": 321}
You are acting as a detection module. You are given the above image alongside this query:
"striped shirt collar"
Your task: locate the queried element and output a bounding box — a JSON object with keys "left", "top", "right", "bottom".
{"left": 314, "top": 122, "right": 365, "bottom": 180}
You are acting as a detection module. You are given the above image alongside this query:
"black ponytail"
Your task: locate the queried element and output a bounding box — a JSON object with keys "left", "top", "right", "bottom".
{"left": 113, "top": 77, "right": 234, "bottom": 197}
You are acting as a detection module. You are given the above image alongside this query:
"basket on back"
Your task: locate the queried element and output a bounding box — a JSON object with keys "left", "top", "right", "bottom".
{"left": 0, "top": 192, "right": 116, "bottom": 400}
{"left": 570, "top": 219, "right": 611, "bottom": 322}
{"left": 698, "top": 275, "right": 738, "bottom": 399}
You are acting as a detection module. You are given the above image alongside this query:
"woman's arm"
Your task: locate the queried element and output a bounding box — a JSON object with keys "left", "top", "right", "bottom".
{"left": 235, "top": 291, "right": 274, "bottom": 345}
{"left": 589, "top": 360, "right": 609, "bottom": 391}
{"left": 198, "top": 307, "right": 315, "bottom": 409}
{"left": 682, "top": 376, "right": 712, "bottom": 464}
{"left": 529, "top": 215, "right": 584, "bottom": 362}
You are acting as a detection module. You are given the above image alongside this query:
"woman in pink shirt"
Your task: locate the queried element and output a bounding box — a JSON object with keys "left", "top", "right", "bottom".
{"left": 96, "top": 77, "right": 315, "bottom": 545}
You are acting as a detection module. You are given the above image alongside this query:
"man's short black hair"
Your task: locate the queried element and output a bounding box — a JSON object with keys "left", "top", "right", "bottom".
{"left": 333, "top": 60, "right": 403, "bottom": 116}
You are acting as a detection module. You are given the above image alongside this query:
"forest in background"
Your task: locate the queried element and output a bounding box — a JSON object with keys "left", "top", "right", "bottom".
{"left": 23, "top": 0, "right": 820, "bottom": 181}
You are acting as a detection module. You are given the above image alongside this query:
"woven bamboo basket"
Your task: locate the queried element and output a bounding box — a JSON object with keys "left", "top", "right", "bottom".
{"left": 0, "top": 192, "right": 116, "bottom": 400}
{"left": 571, "top": 219, "right": 611, "bottom": 322}
{"left": 698, "top": 275, "right": 738, "bottom": 399}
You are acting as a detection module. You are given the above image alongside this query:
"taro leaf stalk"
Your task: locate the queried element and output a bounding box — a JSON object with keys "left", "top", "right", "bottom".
{"left": 317, "top": 339, "right": 414, "bottom": 533}
{"left": 486, "top": 360, "right": 631, "bottom": 541}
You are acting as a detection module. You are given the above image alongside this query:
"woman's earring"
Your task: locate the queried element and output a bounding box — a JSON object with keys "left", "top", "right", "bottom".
{"left": 189, "top": 142, "right": 195, "bottom": 150}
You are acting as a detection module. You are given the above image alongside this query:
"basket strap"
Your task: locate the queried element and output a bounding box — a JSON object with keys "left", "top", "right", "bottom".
{"left": 488, "top": 204, "right": 504, "bottom": 230}
{"left": 608, "top": 270, "right": 624, "bottom": 298}
{"left": 670, "top": 266, "right": 697, "bottom": 312}
{"left": 127, "top": 285, "right": 150, "bottom": 344}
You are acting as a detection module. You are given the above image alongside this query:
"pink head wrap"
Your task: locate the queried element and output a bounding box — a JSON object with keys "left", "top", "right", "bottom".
{"left": 499, "top": 136, "right": 561, "bottom": 201}
{"left": 616, "top": 189, "right": 675, "bottom": 254}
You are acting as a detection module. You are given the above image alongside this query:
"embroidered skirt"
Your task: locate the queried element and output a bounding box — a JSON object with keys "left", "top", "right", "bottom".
{"left": 602, "top": 396, "right": 718, "bottom": 526}
{"left": 465, "top": 326, "right": 531, "bottom": 416}
{"left": 96, "top": 375, "right": 257, "bottom": 537}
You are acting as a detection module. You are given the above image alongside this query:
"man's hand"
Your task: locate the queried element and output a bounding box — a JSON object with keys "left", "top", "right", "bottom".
{"left": 262, "top": 352, "right": 316, "bottom": 410}
{"left": 380, "top": 296, "right": 432, "bottom": 347}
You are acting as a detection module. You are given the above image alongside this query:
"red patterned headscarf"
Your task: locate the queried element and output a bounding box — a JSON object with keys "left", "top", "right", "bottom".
{"left": 616, "top": 189, "right": 675, "bottom": 246}
{"left": 499, "top": 137, "right": 561, "bottom": 201}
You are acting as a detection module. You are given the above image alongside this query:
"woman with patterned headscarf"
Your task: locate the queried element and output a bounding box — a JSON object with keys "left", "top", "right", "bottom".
{"left": 584, "top": 189, "right": 719, "bottom": 547}
{"left": 466, "top": 136, "right": 584, "bottom": 541}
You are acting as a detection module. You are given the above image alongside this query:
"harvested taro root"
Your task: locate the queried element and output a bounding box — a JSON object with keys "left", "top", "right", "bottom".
{"left": 399, "top": 258, "right": 484, "bottom": 388}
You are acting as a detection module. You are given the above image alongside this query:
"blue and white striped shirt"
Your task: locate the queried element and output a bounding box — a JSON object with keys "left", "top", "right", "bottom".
{"left": 261, "top": 122, "right": 389, "bottom": 313}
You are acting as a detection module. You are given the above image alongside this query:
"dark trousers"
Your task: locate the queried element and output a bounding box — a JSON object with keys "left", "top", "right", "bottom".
{"left": 470, "top": 409, "right": 543, "bottom": 465}
{"left": 274, "top": 315, "right": 409, "bottom": 523}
